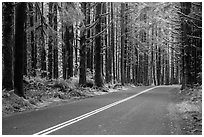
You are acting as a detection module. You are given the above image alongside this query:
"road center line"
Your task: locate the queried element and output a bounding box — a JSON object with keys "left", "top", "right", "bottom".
{"left": 33, "top": 86, "right": 158, "bottom": 135}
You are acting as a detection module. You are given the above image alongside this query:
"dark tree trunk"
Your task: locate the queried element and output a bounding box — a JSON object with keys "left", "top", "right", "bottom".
{"left": 53, "top": 45, "right": 58, "bottom": 79}
{"left": 124, "top": 38, "right": 127, "bottom": 84}
{"left": 134, "top": 47, "right": 138, "bottom": 85}
{"left": 157, "top": 47, "right": 161, "bottom": 85}
{"left": 152, "top": 47, "right": 156, "bottom": 85}
{"left": 144, "top": 53, "right": 148, "bottom": 85}
{"left": 62, "top": 26, "right": 67, "bottom": 79}
{"left": 171, "top": 48, "right": 174, "bottom": 84}
{"left": 48, "top": 3, "right": 53, "bottom": 79}
{"left": 14, "top": 2, "right": 26, "bottom": 97}
{"left": 2, "top": 2, "right": 14, "bottom": 90}
{"left": 48, "top": 38, "right": 53, "bottom": 79}
{"left": 140, "top": 55, "right": 143, "bottom": 84}
{"left": 175, "top": 56, "right": 179, "bottom": 84}
{"left": 41, "top": 2, "right": 46, "bottom": 78}
{"left": 94, "top": 2, "right": 103, "bottom": 87}
{"left": 63, "top": 26, "right": 70, "bottom": 79}
{"left": 100, "top": 2, "right": 105, "bottom": 82}
{"left": 79, "top": 2, "right": 87, "bottom": 86}
{"left": 151, "top": 40, "right": 155, "bottom": 85}
{"left": 180, "top": 2, "right": 192, "bottom": 89}
{"left": 67, "top": 26, "right": 74, "bottom": 78}
{"left": 105, "top": 40, "right": 109, "bottom": 83}
{"left": 53, "top": 4, "right": 58, "bottom": 79}
{"left": 79, "top": 33, "right": 86, "bottom": 85}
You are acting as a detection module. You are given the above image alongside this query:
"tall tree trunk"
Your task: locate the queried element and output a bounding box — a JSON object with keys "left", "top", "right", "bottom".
{"left": 181, "top": 20, "right": 187, "bottom": 89}
{"left": 67, "top": 26, "right": 74, "bottom": 78}
{"left": 108, "top": 3, "right": 112, "bottom": 83}
{"left": 53, "top": 4, "right": 58, "bottom": 79}
{"left": 144, "top": 53, "right": 148, "bottom": 85}
{"left": 23, "top": 16, "right": 27, "bottom": 76}
{"left": 111, "top": 2, "right": 115, "bottom": 83}
{"left": 136, "top": 48, "right": 139, "bottom": 85}
{"left": 41, "top": 2, "right": 46, "bottom": 78}
{"left": 74, "top": 23, "right": 78, "bottom": 76}
{"left": 79, "top": 32, "right": 86, "bottom": 85}
{"left": 29, "top": 3, "right": 36, "bottom": 76}
{"left": 180, "top": 2, "right": 191, "bottom": 89}
{"left": 14, "top": 2, "right": 26, "bottom": 97}
{"left": 105, "top": 3, "right": 110, "bottom": 83}
{"left": 116, "top": 6, "right": 120, "bottom": 82}
{"left": 171, "top": 45, "right": 174, "bottom": 84}
{"left": 161, "top": 49, "right": 165, "bottom": 85}
{"left": 63, "top": 26, "right": 68, "bottom": 79}
{"left": 86, "top": 3, "right": 91, "bottom": 72}
{"left": 2, "top": 2, "right": 14, "bottom": 90}
{"left": 125, "top": 3, "right": 130, "bottom": 84}
{"left": 175, "top": 55, "right": 179, "bottom": 84}
{"left": 120, "top": 3, "right": 125, "bottom": 85}
{"left": 165, "top": 45, "right": 170, "bottom": 85}
{"left": 94, "top": 2, "right": 103, "bottom": 87}
{"left": 48, "top": 3, "right": 53, "bottom": 79}
{"left": 90, "top": 17, "right": 94, "bottom": 73}
{"left": 100, "top": 3, "right": 105, "bottom": 82}
{"left": 115, "top": 23, "right": 118, "bottom": 82}
{"left": 79, "top": 2, "right": 87, "bottom": 86}
{"left": 157, "top": 47, "right": 161, "bottom": 85}
{"left": 34, "top": 3, "right": 38, "bottom": 76}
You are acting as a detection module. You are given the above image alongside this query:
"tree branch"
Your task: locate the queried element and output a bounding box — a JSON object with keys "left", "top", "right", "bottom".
{"left": 100, "top": 12, "right": 110, "bottom": 17}
{"left": 187, "top": 34, "right": 202, "bottom": 40}
{"left": 86, "top": 18, "right": 113, "bottom": 40}
{"left": 192, "top": 2, "right": 202, "bottom": 7}
{"left": 177, "top": 10, "right": 202, "bottom": 22}
{"left": 85, "top": 18, "right": 99, "bottom": 30}
{"left": 187, "top": 19, "right": 202, "bottom": 30}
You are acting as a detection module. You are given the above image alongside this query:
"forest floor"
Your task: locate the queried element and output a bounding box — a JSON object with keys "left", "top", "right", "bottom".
{"left": 2, "top": 77, "right": 202, "bottom": 135}
{"left": 171, "top": 85, "right": 202, "bottom": 135}
{"left": 2, "top": 76, "right": 126, "bottom": 117}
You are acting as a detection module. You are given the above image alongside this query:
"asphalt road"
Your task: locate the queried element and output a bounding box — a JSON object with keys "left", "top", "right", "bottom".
{"left": 2, "top": 85, "right": 181, "bottom": 135}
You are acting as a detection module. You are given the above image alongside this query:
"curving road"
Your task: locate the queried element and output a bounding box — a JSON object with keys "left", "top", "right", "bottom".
{"left": 2, "top": 85, "right": 181, "bottom": 135}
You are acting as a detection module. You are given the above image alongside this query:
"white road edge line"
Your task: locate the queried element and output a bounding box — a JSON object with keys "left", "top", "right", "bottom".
{"left": 33, "top": 86, "right": 159, "bottom": 135}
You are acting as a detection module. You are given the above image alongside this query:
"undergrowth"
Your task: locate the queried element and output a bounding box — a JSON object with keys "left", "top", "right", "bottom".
{"left": 2, "top": 75, "right": 115, "bottom": 117}
{"left": 178, "top": 85, "right": 202, "bottom": 135}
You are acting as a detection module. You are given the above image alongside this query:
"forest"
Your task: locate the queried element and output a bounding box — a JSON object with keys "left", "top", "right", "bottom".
{"left": 2, "top": 2, "right": 202, "bottom": 133}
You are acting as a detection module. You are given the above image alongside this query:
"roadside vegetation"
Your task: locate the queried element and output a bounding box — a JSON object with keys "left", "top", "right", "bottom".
{"left": 2, "top": 75, "right": 124, "bottom": 117}
{"left": 176, "top": 85, "right": 202, "bottom": 135}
